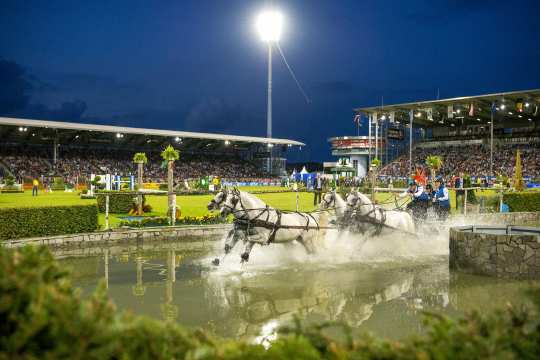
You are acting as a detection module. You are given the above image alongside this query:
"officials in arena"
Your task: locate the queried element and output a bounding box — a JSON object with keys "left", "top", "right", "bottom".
{"left": 313, "top": 174, "right": 323, "bottom": 205}
{"left": 32, "top": 178, "right": 39, "bottom": 196}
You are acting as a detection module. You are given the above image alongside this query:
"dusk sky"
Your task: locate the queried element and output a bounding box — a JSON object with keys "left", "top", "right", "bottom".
{"left": 1, "top": 0, "right": 539, "bottom": 161}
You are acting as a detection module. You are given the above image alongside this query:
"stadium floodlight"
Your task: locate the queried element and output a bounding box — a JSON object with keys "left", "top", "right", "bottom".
{"left": 175, "top": 137, "right": 181, "bottom": 142}
{"left": 224, "top": 140, "right": 230, "bottom": 146}
{"left": 525, "top": 102, "right": 530, "bottom": 107}
{"left": 256, "top": 10, "right": 283, "bottom": 42}
{"left": 508, "top": 112, "right": 513, "bottom": 115}
{"left": 500, "top": 103, "right": 506, "bottom": 110}
{"left": 256, "top": 9, "right": 283, "bottom": 176}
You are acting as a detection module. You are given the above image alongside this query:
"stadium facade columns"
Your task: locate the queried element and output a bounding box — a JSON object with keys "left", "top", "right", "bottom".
{"left": 327, "top": 136, "right": 382, "bottom": 178}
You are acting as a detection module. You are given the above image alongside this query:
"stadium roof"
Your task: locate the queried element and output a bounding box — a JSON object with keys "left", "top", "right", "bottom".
{"left": 354, "top": 88, "right": 540, "bottom": 128}
{"left": 0, "top": 117, "right": 304, "bottom": 150}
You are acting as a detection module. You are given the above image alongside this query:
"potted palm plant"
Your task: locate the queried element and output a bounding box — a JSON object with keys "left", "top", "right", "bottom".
{"left": 425, "top": 155, "right": 443, "bottom": 183}
{"left": 161, "top": 145, "right": 180, "bottom": 224}
{"left": 133, "top": 152, "right": 148, "bottom": 215}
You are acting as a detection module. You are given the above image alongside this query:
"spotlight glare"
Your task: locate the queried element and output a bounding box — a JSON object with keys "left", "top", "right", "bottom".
{"left": 256, "top": 10, "right": 283, "bottom": 42}
{"left": 500, "top": 104, "right": 506, "bottom": 110}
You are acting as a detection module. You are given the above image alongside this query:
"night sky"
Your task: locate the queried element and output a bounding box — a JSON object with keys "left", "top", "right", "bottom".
{"left": 1, "top": 0, "right": 539, "bottom": 161}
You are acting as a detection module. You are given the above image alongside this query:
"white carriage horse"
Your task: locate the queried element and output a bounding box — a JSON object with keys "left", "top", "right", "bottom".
{"left": 319, "top": 191, "right": 350, "bottom": 226}
{"left": 208, "top": 188, "right": 326, "bottom": 264}
{"left": 345, "top": 190, "right": 415, "bottom": 234}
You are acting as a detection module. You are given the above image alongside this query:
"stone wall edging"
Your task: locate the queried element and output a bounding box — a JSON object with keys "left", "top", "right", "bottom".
{"left": 449, "top": 222, "right": 540, "bottom": 279}
{"left": 2, "top": 224, "right": 232, "bottom": 249}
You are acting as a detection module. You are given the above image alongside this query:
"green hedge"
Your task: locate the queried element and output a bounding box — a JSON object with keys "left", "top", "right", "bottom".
{"left": 503, "top": 191, "right": 540, "bottom": 212}
{"left": 96, "top": 191, "right": 144, "bottom": 213}
{"left": 0, "top": 205, "right": 98, "bottom": 240}
{"left": 1, "top": 246, "right": 539, "bottom": 359}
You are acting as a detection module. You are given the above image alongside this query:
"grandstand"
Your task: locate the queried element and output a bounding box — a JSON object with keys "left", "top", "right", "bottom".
{"left": 0, "top": 117, "right": 304, "bottom": 185}
{"left": 355, "top": 89, "right": 540, "bottom": 180}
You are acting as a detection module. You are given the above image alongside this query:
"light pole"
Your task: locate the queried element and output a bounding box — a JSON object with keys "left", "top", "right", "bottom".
{"left": 256, "top": 10, "right": 282, "bottom": 174}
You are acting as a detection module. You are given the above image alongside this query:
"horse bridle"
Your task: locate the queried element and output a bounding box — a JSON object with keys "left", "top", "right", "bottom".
{"left": 321, "top": 192, "right": 336, "bottom": 208}
{"left": 208, "top": 190, "right": 227, "bottom": 208}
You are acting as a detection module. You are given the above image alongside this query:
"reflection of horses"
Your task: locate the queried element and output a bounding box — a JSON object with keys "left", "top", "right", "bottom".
{"left": 204, "top": 265, "right": 415, "bottom": 339}
{"left": 345, "top": 190, "right": 415, "bottom": 234}
{"left": 209, "top": 189, "right": 326, "bottom": 263}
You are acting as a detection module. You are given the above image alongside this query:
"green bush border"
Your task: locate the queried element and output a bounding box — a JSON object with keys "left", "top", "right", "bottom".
{"left": 503, "top": 191, "right": 540, "bottom": 212}
{"left": 0, "top": 205, "right": 98, "bottom": 240}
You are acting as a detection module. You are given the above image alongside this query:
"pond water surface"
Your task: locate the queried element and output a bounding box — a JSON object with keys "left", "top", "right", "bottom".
{"left": 61, "top": 237, "right": 537, "bottom": 342}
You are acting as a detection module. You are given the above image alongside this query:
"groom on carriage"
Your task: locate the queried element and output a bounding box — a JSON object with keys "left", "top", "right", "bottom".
{"left": 398, "top": 180, "right": 430, "bottom": 221}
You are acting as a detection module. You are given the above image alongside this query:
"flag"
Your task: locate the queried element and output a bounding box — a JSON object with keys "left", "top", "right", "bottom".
{"left": 353, "top": 114, "right": 361, "bottom": 124}
{"left": 491, "top": 101, "right": 497, "bottom": 113}
{"left": 469, "top": 103, "right": 474, "bottom": 117}
{"left": 389, "top": 111, "right": 395, "bottom": 123}
{"left": 447, "top": 105, "right": 453, "bottom": 119}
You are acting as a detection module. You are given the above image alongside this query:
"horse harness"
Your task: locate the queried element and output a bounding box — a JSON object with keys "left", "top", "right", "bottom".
{"left": 227, "top": 190, "right": 320, "bottom": 244}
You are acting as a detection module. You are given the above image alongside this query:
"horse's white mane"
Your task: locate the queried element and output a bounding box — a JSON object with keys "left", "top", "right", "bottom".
{"left": 234, "top": 189, "right": 268, "bottom": 210}
{"left": 354, "top": 191, "right": 372, "bottom": 205}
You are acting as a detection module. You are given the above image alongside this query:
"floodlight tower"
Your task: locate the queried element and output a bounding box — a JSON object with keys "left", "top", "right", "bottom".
{"left": 257, "top": 10, "right": 282, "bottom": 138}
{"left": 256, "top": 10, "right": 283, "bottom": 174}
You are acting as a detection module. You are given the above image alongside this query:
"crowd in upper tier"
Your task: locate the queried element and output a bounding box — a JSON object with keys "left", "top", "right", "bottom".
{"left": 379, "top": 143, "right": 540, "bottom": 179}
{"left": 0, "top": 147, "right": 268, "bottom": 184}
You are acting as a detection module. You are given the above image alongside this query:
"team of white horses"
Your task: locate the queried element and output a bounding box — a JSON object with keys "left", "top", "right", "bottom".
{"left": 207, "top": 188, "right": 415, "bottom": 265}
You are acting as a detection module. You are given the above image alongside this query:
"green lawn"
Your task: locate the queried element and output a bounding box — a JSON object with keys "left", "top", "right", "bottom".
{"left": 0, "top": 187, "right": 503, "bottom": 229}
{"left": 0, "top": 190, "right": 318, "bottom": 228}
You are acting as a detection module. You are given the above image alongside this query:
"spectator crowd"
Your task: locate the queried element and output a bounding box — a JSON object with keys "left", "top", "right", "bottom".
{"left": 0, "top": 147, "right": 272, "bottom": 185}
{"left": 379, "top": 143, "right": 540, "bottom": 180}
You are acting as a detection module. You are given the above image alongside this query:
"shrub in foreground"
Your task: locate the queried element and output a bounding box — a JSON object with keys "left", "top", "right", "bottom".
{"left": 0, "top": 205, "right": 98, "bottom": 240}
{"left": 0, "top": 246, "right": 539, "bottom": 359}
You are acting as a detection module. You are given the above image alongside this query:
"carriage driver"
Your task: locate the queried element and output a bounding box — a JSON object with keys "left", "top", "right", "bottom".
{"left": 398, "top": 180, "right": 430, "bottom": 220}
{"left": 433, "top": 176, "right": 450, "bottom": 221}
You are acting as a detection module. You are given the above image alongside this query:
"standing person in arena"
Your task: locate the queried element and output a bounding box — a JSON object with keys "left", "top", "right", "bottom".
{"left": 433, "top": 176, "right": 450, "bottom": 220}
{"left": 313, "top": 173, "right": 323, "bottom": 205}
{"left": 454, "top": 172, "right": 465, "bottom": 211}
{"left": 32, "top": 177, "right": 39, "bottom": 196}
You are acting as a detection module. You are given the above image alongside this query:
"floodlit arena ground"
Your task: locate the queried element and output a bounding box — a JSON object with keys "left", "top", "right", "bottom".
{"left": 0, "top": 186, "right": 502, "bottom": 228}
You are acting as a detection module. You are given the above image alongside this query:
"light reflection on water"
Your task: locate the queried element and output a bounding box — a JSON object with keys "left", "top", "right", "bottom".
{"left": 60, "top": 238, "right": 537, "bottom": 341}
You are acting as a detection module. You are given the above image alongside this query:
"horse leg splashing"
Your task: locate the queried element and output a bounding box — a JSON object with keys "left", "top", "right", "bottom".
{"left": 296, "top": 236, "right": 316, "bottom": 255}
{"left": 212, "top": 229, "right": 246, "bottom": 266}
{"left": 240, "top": 241, "right": 255, "bottom": 263}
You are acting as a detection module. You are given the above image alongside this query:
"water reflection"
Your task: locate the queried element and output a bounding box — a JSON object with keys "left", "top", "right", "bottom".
{"left": 60, "top": 241, "right": 535, "bottom": 341}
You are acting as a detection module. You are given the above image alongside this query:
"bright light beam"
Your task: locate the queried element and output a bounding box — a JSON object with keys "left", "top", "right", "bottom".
{"left": 256, "top": 10, "right": 283, "bottom": 42}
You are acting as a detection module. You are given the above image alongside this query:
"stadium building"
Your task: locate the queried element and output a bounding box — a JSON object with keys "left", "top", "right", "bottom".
{"left": 329, "top": 89, "right": 540, "bottom": 179}
{"left": 0, "top": 117, "right": 304, "bottom": 182}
